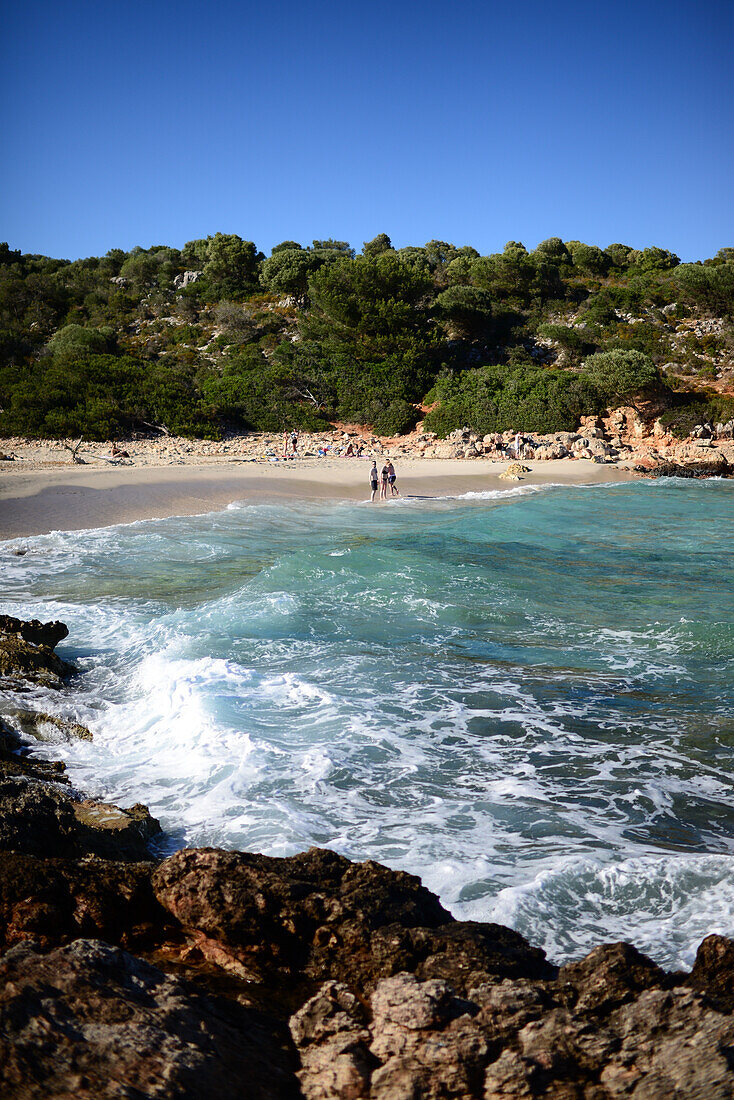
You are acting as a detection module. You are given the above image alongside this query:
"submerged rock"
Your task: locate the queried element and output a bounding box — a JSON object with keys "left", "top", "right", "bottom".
{"left": 7, "top": 708, "right": 93, "bottom": 742}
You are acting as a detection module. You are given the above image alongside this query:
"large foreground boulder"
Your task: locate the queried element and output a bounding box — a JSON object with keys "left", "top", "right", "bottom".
{"left": 292, "top": 961, "right": 734, "bottom": 1099}
{"left": 152, "top": 847, "right": 554, "bottom": 999}
{"left": 0, "top": 939, "right": 299, "bottom": 1099}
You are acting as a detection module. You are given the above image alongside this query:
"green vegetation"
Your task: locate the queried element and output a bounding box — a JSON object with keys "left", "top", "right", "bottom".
{"left": 658, "top": 393, "right": 734, "bottom": 438}
{"left": 0, "top": 234, "right": 731, "bottom": 439}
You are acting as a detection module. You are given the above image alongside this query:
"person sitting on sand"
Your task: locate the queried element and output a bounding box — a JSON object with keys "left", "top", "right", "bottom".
{"left": 345, "top": 441, "right": 355, "bottom": 457}
{"left": 370, "top": 461, "right": 379, "bottom": 501}
{"left": 110, "top": 442, "right": 130, "bottom": 458}
{"left": 386, "top": 460, "right": 399, "bottom": 496}
{"left": 380, "top": 463, "right": 389, "bottom": 500}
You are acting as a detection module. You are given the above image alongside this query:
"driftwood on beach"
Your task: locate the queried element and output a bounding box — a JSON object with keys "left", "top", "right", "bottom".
{"left": 0, "top": 617, "right": 733, "bottom": 1098}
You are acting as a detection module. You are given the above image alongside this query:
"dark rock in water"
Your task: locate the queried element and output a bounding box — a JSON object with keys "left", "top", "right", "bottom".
{"left": 0, "top": 613, "right": 75, "bottom": 687}
{"left": 0, "top": 633, "right": 75, "bottom": 687}
{"left": 0, "top": 852, "right": 166, "bottom": 952}
{"left": 689, "top": 933, "right": 734, "bottom": 1013}
{"left": 0, "top": 614, "right": 69, "bottom": 649}
{"left": 0, "top": 939, "right": 299, "bottom": 1100}
{"left": 7, "top": 707, "right": 93, "bottom": 742}
{"left": 0, "top": 717, "right": 68, "bottom": 783}
{"left": 153, "top": 847, "right": 552, "bottom": 1001}
{"left": 0, "top": 774, "right": 162, "bottom": 861}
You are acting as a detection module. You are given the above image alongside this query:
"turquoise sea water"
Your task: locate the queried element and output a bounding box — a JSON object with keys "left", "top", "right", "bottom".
{"left": 1, "top": 477, "right": 733, "bottom": 968}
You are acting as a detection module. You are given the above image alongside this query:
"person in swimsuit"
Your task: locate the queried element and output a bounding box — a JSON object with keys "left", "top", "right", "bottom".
{"left": 291, "top": 430, "right": 298, "bottom": 455}
{"left": 369, "top": 461, "right": 379, "bottom": 501}
{"left": 386, "top": 461, "right": 399, "bottom": 496}
{"left": 380, "top": 463, "right": 389, "bottom": 500}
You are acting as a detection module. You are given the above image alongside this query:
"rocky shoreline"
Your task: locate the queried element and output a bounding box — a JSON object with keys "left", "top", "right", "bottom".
{"left": 1, "top": 405, "right": 733, "bottom": 479}
{"left": 1, "top": 617, "right": 733, "bottom": 1098}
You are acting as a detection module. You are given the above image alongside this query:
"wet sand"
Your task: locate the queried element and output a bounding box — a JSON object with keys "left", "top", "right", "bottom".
{"left": 0, "top": 459, "right": 638, "bottom": 539}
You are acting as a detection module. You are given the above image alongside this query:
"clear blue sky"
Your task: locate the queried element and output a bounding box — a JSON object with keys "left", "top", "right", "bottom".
{"left": 3, "top": 0, "right": 732, "bottom": 262}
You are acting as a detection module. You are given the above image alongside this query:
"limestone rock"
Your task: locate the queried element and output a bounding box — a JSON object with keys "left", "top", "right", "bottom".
{"left": 0, "top": 615, "right": 75, "bottom": 688}
{"left": 0, "top": 615, "right": 68, "bottom": 648}
{"left": 290, "top": 981, "right": 373, "bottom": 1099}
{"left": 0, "top": 717, "right": 68, "bottom": 784}
{"left": 173, "top": 270, "right": 203, "bottom": 289}
{"left": 0, "top": 852, "right": 165, "bottom": 951}
{"left": 7, "top": 708, "right": 93, "bottom": 742}
{"left": 153, "top": 847, "right": 551, "bottom": 999}
{"left": 499, "top": 462, "right": 530, "bottom": 480}
{"left": 688, "top": 933, "right": 734, "bottom": 1013}
{"left": 556, "top": 941, "right": 666, "bottom": 1013}
{"left": 0, "top": 774, "right": 161, "bottom": 861}
{"left": 0, "top": 939, "right": 298, "bottom": 1099}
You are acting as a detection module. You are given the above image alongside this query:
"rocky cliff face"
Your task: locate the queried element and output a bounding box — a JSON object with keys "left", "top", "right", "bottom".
{"left": 1, "top": 617, "right": 732, "bottom": 1098}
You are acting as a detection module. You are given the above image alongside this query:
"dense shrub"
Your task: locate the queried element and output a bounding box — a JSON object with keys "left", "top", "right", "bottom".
{"left": 658, "top": 394, "right": 734, "bottom": 438}
{"left": 423, "top": 364, "right": 604, "bottom": 437}
{"left": 372, "top": 400, "right": 420, "bottom": 436}
{"left": 0, "top": 236, "right": 730, "bottom": 439}
{"left": 581, "top": 349, "right": 663, "bottom": 407}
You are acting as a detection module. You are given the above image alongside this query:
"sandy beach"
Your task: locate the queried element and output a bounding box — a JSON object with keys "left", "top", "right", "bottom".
{"left": 0, "top": 452, "right": 638, "bottom": 539}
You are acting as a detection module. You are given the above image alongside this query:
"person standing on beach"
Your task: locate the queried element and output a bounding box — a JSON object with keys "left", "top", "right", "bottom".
{"left": 514, "top": 432, "right": 522, "bottom": 459}
{"left": 291, "top": 429, "right": 299, "bottom": 455}
{"left": 370, "top": 460, "right": 379, "bottom": 501}
{"left": 283, "top": 431, "right": 289, "bottom": 459}
{"left": 386, "top": 460, "right": 399, "bottom": 496}
{"left": 380, "top": 463, "right": 389, "bottom": 500}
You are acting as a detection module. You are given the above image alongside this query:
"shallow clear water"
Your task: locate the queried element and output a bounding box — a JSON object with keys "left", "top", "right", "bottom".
{"left": 1, "top": 478, "right": 733, "bottom": 968}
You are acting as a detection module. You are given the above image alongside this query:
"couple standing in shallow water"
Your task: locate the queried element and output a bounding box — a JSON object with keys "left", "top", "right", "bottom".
{"left": 369, "top": 460, "right": 399, "bottom": 501}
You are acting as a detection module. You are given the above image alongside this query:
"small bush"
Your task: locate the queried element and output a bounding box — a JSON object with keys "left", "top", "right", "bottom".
{"left": 372, "top": 400, "right": 419, "bottom": 436}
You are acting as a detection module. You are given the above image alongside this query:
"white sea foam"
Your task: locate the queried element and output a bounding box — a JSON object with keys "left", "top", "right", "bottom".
{"left": 1, "top": 482, "right": 732, "bottom": 969}
{"left": 479, "top": 854, "right": 734, "bottom": 968}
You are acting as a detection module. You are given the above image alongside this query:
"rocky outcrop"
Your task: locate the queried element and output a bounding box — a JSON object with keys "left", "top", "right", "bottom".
{"left": 0, "top": 614, "right": 75, "bottom": 687}
{"left": 6, "top": 707, "right": 93, "bottom": 742}
{"left": 1, "top": 615, "right": 733, "bottom": 1098}
{"left": 688, "top": 933, "right": 734, "bottom": 1013}
{"left": 151, "top": 847, "right": 553, "bottom": 1005}
{"left": 0, "top": 939, "right": 299, "bottom": 1099}
{"left": 291, "top": 949, "right": 734, "bottom": 1099}
{"left": 636, "top": 450, "right": 731, "bottom": 478}
{"left": 0, "top": 716, "right": 68, "bottom": 783}
{"left": 173, "top": 270, "right": 203, "bottom": 289}
{"left": 0, "top": 852, "right": 166, "bottom": 952}
{"left": 0, "top": 774, "right": 160, "bottom": 860}
{"left": 0, "top": 717, "right": 161, "bottom": 862}
{"left": 0, "top": 615, "right": 69, "bottom": 648}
